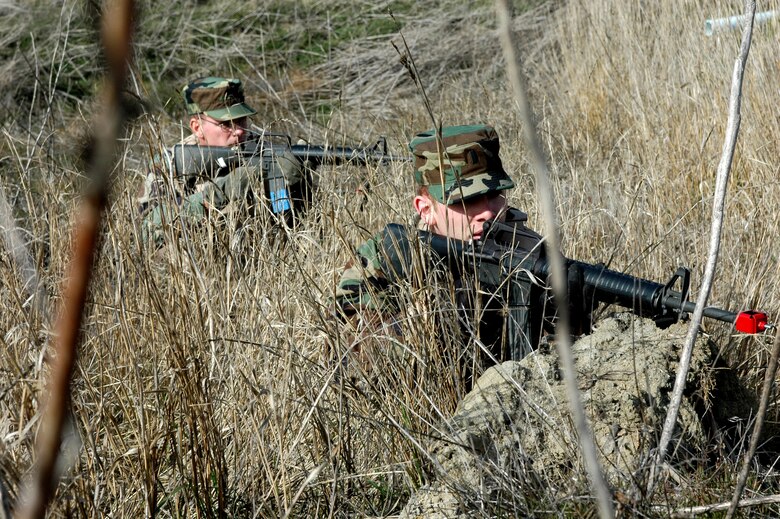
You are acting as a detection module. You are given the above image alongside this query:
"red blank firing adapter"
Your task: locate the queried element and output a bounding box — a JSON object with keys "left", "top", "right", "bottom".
{"left": 735, "top": 311, "right": 770, "bottom": 334}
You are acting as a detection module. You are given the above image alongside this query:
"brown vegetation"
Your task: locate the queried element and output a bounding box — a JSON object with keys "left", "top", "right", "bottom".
{"left": 1, "top": 0, "right": 779, "bottom": 516}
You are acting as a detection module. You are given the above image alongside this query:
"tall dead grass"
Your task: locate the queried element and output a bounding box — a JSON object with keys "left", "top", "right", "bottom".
{"left": 545, "top": 0, "right": 780, "bottom": 390}
{"left": 1, "top": 0, "right": 780, "bottom": 516}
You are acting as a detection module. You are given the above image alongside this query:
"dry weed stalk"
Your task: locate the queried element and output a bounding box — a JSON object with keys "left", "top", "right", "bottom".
{"left": 0, "top": 186, "right": 47, "bottom": 319}
{"left": 654, "top": 0, "right": 756, "bottom": 491}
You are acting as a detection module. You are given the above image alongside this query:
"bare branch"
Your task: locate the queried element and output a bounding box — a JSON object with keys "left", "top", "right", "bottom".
{"left": 14, "top": 1, "right": 136, "bottom": 518}
{"left": 656, "top": 493, "right": 780, "bottom": 518}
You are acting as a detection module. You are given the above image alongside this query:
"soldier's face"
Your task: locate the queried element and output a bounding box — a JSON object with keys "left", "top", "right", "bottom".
{"left": 191, "top": 115, "right": 248, "bottom": 147}
{"left": 418, "top": 192, "right": 507, "bottom": 241}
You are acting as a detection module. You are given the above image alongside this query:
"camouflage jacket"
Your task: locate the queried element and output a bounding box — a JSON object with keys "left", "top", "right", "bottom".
{"left": 335, "top": 231, "right": 399, "bottom": 317}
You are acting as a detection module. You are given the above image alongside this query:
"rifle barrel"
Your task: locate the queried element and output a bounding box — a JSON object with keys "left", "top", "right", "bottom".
{"left": 533, "top": 257, "right": 738, "bottom": 325}
{"left": 289, "top": 144, "right": 410, "bottom": 165}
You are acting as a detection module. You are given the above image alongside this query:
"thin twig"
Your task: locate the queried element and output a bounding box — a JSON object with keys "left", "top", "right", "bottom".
{"left": 494, "top": 1, "right": 614, "bottom": 517}
{"left": 652, "top": 0, "right": 755, "bottom": 493}
{"left": 391, "top": 21, "right": 439, "bottom": 130}
{"left": 655, "top": 493, "right": 780, "bottom": 518}
{"left": 15, "top": 1, "right": 135, "bottom": 518}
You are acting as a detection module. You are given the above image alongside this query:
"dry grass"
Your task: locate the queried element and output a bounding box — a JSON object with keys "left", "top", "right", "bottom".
{"left": 1, "top": 0, "right": 780, "bottom": 516}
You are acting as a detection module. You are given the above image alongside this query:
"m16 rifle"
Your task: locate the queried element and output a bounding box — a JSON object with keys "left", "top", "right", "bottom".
{"left": 172, "top": 132, "right": 410, "bottom": 220}
{"left": 378, "top": 211, "right": 770, "bottom": 359}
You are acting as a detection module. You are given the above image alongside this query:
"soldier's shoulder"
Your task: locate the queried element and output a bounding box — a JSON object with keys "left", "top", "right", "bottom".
{"left": 338, "top": 225, "right": 405, "bottom": 279}
{"left": 352, "top": 231, "right": 388, "bottom": 272}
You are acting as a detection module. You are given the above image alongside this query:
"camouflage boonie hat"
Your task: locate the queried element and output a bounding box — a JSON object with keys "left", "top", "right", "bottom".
{"left": 182, "top": 77, "right": 257, "bottom": 121}
{"left": 409, "top": 124, "right": 514, "bottom": 204}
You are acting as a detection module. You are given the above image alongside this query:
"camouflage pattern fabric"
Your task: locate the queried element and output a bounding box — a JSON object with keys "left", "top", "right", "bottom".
{"left": 136, "top": 133, "right": 198, "bottom": 218}
{"left": 139, "top": 167, "right": 257, "bottom": 245}
{"left": 335, "top": 232, "right": 398, "bottom": 316}
{"left": 334, "top": 224, "right": 436, "bottom": 382}
{"left": 409, "top": 124, "right": 514, "bottom": 204}
{"left": 334, "top": 219, "right": 513, "bottom": 324}
{"left": 182, "top": 76, "right": 256, "bottom": 121}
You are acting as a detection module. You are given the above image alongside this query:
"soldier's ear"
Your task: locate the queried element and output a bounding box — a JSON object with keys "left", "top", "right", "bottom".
{"left": 413, "top": 194, "right": 435, "bottom": 226}
{"left": 189, "top": 116, "right": 202, "bottom": 137}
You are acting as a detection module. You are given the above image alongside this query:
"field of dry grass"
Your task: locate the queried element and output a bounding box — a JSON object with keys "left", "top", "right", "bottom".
{"left": 1, "top": 0, "right": 780, "bottom": 516}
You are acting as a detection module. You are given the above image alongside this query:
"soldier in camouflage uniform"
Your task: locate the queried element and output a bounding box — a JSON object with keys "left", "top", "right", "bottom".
{"left": 137, "top": 77, "right": 260, "bottom": 245}
{"left": 334, "top": 124, "right": 549, "bottom": 382}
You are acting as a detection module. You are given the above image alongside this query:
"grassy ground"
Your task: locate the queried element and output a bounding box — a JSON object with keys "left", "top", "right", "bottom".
{"left": 1, "top": 0, "right": 780, "bottom": 516}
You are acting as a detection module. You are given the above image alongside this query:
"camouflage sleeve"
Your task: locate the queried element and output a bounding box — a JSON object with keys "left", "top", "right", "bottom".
{"left": 334, "top": 233, "right": 398, "bottom": 318}
{"left": 331, "top": 233, "right": 408, "bottom": 373}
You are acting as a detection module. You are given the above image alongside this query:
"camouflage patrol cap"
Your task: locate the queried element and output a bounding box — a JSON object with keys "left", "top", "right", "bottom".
{"left": 182, "top": 77, "right": 257, "bottom": 121}
{"left": 409, "top": 124, "right": 514, "bottom": 204}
